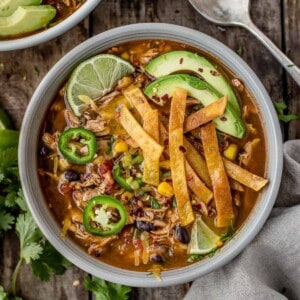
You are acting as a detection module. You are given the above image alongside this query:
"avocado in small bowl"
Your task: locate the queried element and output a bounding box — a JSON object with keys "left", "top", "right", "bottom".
{"left": 0, "top": 0, "right": 101, "bottom": 51}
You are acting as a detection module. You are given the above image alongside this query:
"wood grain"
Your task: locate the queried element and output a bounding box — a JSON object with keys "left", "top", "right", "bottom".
{"left": 284, "top": 0, "right": 300, "bottom": 139}
{"left": 0, "top": 0, "right": 299, "bottom": 299}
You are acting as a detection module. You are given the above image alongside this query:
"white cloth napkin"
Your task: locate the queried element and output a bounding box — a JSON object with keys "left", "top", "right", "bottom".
{"left": 184, "top": 140, "right": 300, "bottom": 300}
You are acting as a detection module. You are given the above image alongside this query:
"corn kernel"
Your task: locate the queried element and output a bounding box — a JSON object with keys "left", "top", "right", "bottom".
{"left": 121, "top": 51, "right": 130, "bottom": 60}
{"left": 114, "top": 141, "right": 128, "bottom": 153}
{"left": 157, "top": 182, "right": 174, "bottom": 197}
{"left": 217, "top": 240, "right": 224, "bottom": 247}
{"left": 121, "top": 191, "right": 133, "bottom": 203}
{"left": 223, "top": 143, "right": 238, "bottom": 161}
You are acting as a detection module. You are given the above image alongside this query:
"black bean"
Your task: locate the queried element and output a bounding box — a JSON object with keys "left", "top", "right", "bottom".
{"left": 64, "top": 170, "right": 79, "bottom": 182}
{"left": 175, "top": 224, "right": 190, "bottom": 244}
{"left": 135, "top": 221, "right": 155, "bottom": 232}
{"left": 150, "top": 254, "right": 165, "bottom": 264}
{"left": 40, "top": 146, "right": 49, "bottom": 156}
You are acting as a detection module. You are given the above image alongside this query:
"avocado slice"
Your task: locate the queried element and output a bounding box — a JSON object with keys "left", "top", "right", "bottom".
{"left": 144, "top": 74, "right": 246, "bottom": 138}
{"left": 0, "top": 0, "right": 42, "bottom": 17}
{"left": 145, "top": 50, "right": 241, "bottom": 115}
{"left": 0, "top": 5, "right": 56, "bottom": 37}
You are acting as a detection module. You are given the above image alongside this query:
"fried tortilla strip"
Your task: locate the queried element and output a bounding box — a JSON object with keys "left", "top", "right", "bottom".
{"left": 123, "top": 86, "right": 152, "bottom": 116}
{"left": 123, "top": 86, "right": 160, "bottom": 146}
{"left": 223, "top": 158, "right": 268, "bottom": 191}
{"left": 183, "top": 138, "right": 212, "bottom": 187}
{"left": 118, "top": 106, "right": 163, "bottom": 186}
{"left": 158, "top": 158, "right": 213, "bottom": 203}
{"left": 143, "top": 109, "right": 159, "bottom": 143}
{"left": 229, "top": 178, "right": 245, "bottom": 192}
{"left": 201, "top": 122, "right": 234, "bottom": 228}
{"left": 169, "top": 88, "right": 194, "bottom": 226}
{"left": 159, "top": 160, "right": 170, "bottom": 169}
{"left": 184, "top": 96, "right": 228, "bottom": 133}
{"left": 185, "top": 160, "right": 213, "bottom": 204}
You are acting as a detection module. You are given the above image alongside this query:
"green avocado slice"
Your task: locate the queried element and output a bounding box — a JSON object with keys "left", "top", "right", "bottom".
{"left": 145, "top": 50, "right": 241, "bottom": 115}
{"left": 0, "top": 0, "right": 42, "bottom": 17}
{"left": 0, "top": 5, "right": 56, "bottom": 37}
{"left": 144, "top": 74, "right": 246, "bottom": 138}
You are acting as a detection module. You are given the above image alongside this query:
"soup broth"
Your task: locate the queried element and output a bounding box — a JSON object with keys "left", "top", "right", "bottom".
{"left": 38, "top": 40, "right": 267, "bottom": 274}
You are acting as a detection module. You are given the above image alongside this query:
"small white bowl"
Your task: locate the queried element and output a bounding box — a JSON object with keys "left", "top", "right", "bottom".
{"left": 0, "top": 1, "right": 101, "bottom": 51}
{"left": 19, "top": 23, "right": 283, "bottom": 287}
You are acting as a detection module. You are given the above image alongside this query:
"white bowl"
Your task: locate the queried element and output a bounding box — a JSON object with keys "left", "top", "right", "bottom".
{"left": 19, "top": 23, "right": 283, "bottom": 287}
{"left": 0, "top": 1, "right": 101, "bottom": 51}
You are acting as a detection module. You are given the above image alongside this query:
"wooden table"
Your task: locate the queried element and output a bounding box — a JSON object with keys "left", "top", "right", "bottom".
{"left": 0, "top": 0, "right": 299, "bottom": 299}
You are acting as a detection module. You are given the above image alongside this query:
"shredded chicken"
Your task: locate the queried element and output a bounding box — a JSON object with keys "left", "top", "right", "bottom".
{"left": 95, "top": 90, "right": 121, "bottom": 106}
{"left": 139, "top": 48, "right": 160, "bottom": 65}
{"left": 85, "top": 116, "right": 108, "bottom": 133}
{"left": 65, "top": 110, "right": 80, "bottom": 127}
{"left": 231, "top": 78, "right": 244, "bottom": 93}
{"left": 42, "top": 132, "right": 59, "bottom": 151}
{"left": 239, "top": 138, "right": 261, "bottom": 167}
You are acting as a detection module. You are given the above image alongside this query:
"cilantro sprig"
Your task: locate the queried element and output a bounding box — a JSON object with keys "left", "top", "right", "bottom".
{"left": 274, "top": 101, "right": 299, "bottom": 123}
{"left": 0, "top": 122, "right": 70, "bottom": 297}
{"left": 84, "top": 276, "right": 132, "bottom": 300}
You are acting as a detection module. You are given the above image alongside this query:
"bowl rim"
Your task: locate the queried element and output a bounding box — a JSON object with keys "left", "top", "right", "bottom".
{"left": 0, "top": 0, "right": 101, "bottom": 52}
{"left": 19, "top": 23, "right": 283, "bottom": 287}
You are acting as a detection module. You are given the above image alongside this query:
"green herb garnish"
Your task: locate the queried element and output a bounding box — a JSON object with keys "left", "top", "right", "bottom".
{"left": 236, "top": 46, "right": 244, "bottom": 56}
{"left": 274, "top": 101, "right": 299, "bottom": 123}
{"left": 84, "top": 276, "right": 132, "bottom": 300}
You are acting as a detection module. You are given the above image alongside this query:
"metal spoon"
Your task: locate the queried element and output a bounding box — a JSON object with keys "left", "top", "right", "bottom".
{"left": 189, "top": 0, "right": 300, "bottom": 86}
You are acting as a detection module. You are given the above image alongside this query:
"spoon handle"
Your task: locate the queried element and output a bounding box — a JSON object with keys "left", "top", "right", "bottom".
{"left": 242, "top": 19, "right": 300, "bottom": 86}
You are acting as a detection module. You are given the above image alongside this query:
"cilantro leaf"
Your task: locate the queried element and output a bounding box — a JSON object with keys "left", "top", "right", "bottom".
{"left": 4, "top": 190, "right": 17, "bottom": 207}
{"left": 0, "top": 285, "right": 8, "bottom": 300}
{"left": 236, "top": 46, "right": 243, "bottom": 56}
{"left": 15, "top": 189, "right": 28, "bottom": 212}
{"left": 0, "top": 172, "right": 4, "bottom": 182}
{"left": 84, "top": 276, "right": 132, "bottom": 300}
{"left": 31, "top": 241, "right": 71, "bottom": 281}
{"left": 278, "top": 114, "right": 299, "bottom": 123}
{"left": 0, "top": 210, "right": 14, "bottom": 232}
{"left": 0, "top": 147, "right": 18, "bottom": 169}
{"left": 15, "top": 213, "right": 43, "bottom": 263}
{"left": 274, "top": 101, "right": 300, "bottom": 123}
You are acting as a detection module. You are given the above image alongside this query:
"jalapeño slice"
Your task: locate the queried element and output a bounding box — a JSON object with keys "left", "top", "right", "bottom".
{"left": 83, "top": 196, "right": 127, "bottom": 237}
{"left": 58, "top": 128, "right": 96, "bottom": 164}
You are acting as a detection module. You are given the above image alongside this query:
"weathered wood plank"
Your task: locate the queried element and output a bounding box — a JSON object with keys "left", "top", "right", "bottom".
{"left": 284, "top": 0, "right": 300, "bottom": 139}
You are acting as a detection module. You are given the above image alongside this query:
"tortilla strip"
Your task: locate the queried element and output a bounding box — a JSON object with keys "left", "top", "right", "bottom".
{"left": 201, "top": 122, "right": 234, "bottom": 228}
{"left": 169, "top": 88, "right": 194, "bottom": 226}
{"left": 229, "top": 178, "right": 245, "bottom": 192}
{"left": 143, "top": 109, "right": 159, "bottom": 143}
{"left": 118, "top": 106, "right": 163, "bottom": 186}
{"left": 183, "top": 138, "right": 212, "bottom": 187}
{"left": 159, "top": 160, "right": 170, "bottom": 169}
{"left": 123, "top": 86, "right": 152, "bottom": 116}
{"left": 158, "top": 158, "right": 213, "bottom": 203}
{"left": 185, "top": 160, "right": 213, "bottom": 204}
{"left": 223, "top": 158, "right": 268, "bottom": 191}
{"left": 184, "top": 96, "right": 228, "bottom": 133}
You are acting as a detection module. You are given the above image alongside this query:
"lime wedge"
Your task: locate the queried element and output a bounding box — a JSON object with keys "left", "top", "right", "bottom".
{"left": 188, "top": 216, "right": 221, "bottom": 255}
{"left": 0, "top": 107, "right": 13, "bottom": 129}
{"left": 66, "top": 54, "right": 135, "bottom": 116}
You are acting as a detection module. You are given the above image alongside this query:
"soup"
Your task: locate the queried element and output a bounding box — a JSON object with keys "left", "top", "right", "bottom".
{"left": 37, "top": 40, "right": 268, "bottom": 276}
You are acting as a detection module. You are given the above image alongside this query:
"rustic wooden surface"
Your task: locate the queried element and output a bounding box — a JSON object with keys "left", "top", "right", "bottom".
{"left": 0, "top": 0, "right": 299, "bottom": 299}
